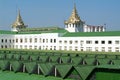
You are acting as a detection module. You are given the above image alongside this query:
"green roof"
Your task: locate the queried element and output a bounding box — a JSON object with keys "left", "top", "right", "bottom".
{"left": 63, "top": 31, "right": 120, "bottom": 37}
{"left": 1, "top": 28, "right": 120, "bottom": 36}
{"left": 0, "top": 30, "right": 16, "bottom": 34}
{"left": 0, "top": 28, "right": 68, "bottom": 34}
{"left": 0, "top": 70, "right": 69, "bottom": 80}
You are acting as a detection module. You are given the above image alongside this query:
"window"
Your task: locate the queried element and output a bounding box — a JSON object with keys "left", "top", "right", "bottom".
{"left": 54, "top": 46, "right": 56, "bottom": 50}
{"left": 115, "top": 40, "right": 119, "bottom": 44}
{"left": 39, "top": 38, "right": 41, "bottom": 43}
{"left": 50, "top": 39, "right": 52, "bottom": 43}
{"left": 101, "top": 47, "right": 105, "bottom": 52}
{"left": 80, "top": 40, "right": 84, "bottom": 45}
{"left": 5, "top": 39, "right": 7, "bottom": 43}
{"left": 20, "top": 39, "right": 23, "bottom": 43}
{"left": 13, "top": 39, "right": 14, "bottom": 43}
{"left": 108, "top": 47, "right": 112, "bottom": 52}
{"left": 69, "top": 46, "right": 72, "bottom": 50}
{"left": 64, "top": 46, "right": 67, "bottom": 50}
{"left": 115, "top": 47, "right": 119, "bottom": 52}
{"left": 25, "top": 38, "right": 27, "bottom": 43}
{"left": 9, "top": 39, "right": 11, "bottom": 43}
{"left": 1, "top": 39, "right": 4, "bottom": 43}
{"left": 16, "top": 39, "right": 18, "bottom": 43}
{"left": 86, "top": 40, "right": 92, "bottom": 44}
{"left": 29, "top": 45, "right": 32, "bottom": 49}
{"left": 30, "top": 38, "right": 32, "bottom": 43}
{"left": 34, "top": 38, "right": 37, "bottom": 43}
{"left": 46, "top": 39, "right": 48, "bottom": 43}
{"left": 69, "top": 41, "right": 72, "bottom": 44}
{"left": 95, "top": 41, "right": 98, "bottom": 44}
{"left": 108, "top": 41, "right": 112, "bottom": 44}
{"left": 75, "top": 46, "right": 78, "bottom": 51}
{"left": 5, "top": 45, "right": 7, "bottom": 48}
{"left": 95, "top": 47, "right": 98, "bottom": 52}
{"left": 75, "top": 40, "right": 78, "bottom": 44}
{"left": 101, "top": 41, "right": 105, "bottom": 44}
{"left": 25, "top": 45, "right": 27, "bottom": 49}
{"left": 54, "top": 39, "right": 56, "bottom": 43}
{"left": 34, "top": 46, "right": 37, "bottom": 49}
{"left": 59, "top": 40, "right": 62, "bottom": 44}
{"left": 86, "top": 47, "right": 92, "bottom": 51}
{"left": 59, "top": 46, "right": 62, "bottom": 50}
{"left": 64, "top": 41, "right": 67, "bottom": 44}
{"left": 1, "top": 45, "right": 3, "bottom": 48}
{"left": 43, "top": 39, "right": 45, "bottom": 43}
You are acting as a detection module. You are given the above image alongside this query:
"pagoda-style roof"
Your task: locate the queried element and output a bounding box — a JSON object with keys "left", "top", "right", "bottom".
{"left": 65, "top": 4, "right": 83, "bottom": 24}
{"left": 12, "top": 10, "right": 26, "bottom": 29}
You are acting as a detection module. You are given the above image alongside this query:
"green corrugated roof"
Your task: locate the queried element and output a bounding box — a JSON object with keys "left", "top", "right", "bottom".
{"left": 10, "top": 61, "right": 23, "bottom": 72}
{"left": 75, "top": 66, "right": 95, "bottom": 80}
{"left": 0, "top": 70, "right": 65, "bottom": 80}
{"left": 63, "top": 31, "right": 120, "bottom": 37}
{"left": 55, "top": 64, "right": 73, "bottom": 78}
{"left": 38, "top": 63, "right": 55, "bottom": 76}
{"left": 84, "top": 58, "right": 95, "bottom": 65}
{"left": 24, "top": 62, "right": 37, "bottom": 74}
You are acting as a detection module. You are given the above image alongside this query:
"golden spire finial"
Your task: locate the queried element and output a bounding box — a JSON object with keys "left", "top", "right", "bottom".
{"left": 65, "top": 3, "right": 82, "bottom": 24}
{"left": 12, "top": 9, "right": 26, "bottom": 29}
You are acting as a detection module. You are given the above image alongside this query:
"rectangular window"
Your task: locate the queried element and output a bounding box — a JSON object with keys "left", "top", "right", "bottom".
{"left": 50, "top": 39, "right": 52, "bottom": 43}
{"left": 25, "top": 38, "right": 27, "bottom": 43}
{"left": 9, "top": 39, "right": 11, "bottom": 43}
{"left": 86, "top": 40, "right": 92, "bottom": 44}
{"left": 95, "top": 41, "right": 98, "bottom": 44}
{"left": 69, "top": 41, "right": 72, "bottom": 44}
{"left": 102, "top": 47, "right": 105, "bottom": 52}
{"left": 39, "top": 38, "right": 41, "bottom": 43}
{"left": 101, "top": 41, "right": 105, "bottom": 44}
{"left": 34, "top": 38, "right": 37, "bottom": 43}
{"left": 75, "top": 40, "right": 78, "bottom": 44}
{"left": 46, "top": 39, "right": 48, "bottom": 43}
{"left": 95, "top": 47, "right": 98, "bottom": 52}
{"left": 75, "top": 46, "right": 78, "bottom": 51}
{"left": 64, "top": 41, "right": 67, "bottom": 44}
{"left": 30, "top": 38, "right": 32, "bottom": 43}
{"left": 16, "top": 39, "right": 18, "bottom": 43}
{"left": 59, "top": 40, "right": 62, "bottom": 44}
{"left": 54, "top": 39, "right": 56, "bottom": 43}
{"left": 115, "top": 47, "right": 119, "bottom": 52}
{"left": 20, "top": 39, "right": 23, "bottom": 43}
{"left": 5, "top": 39, "right": 7, "bottom": 43}
{"left": 64, "top": 46, "right": 67, "bottom": 50}
{"left": 1, "top": 39, "right": 4, "bottom": 43}
{"left": 34, "top": 46, "right": 37, "bottom": 49}
{"left": 115, "top": 40, "right": 119, "bottom": 44}
{"left": 69, "top": 46, "right": 72, "bottom": 50}
{"left": 43, "top": 39, "right": 45, "bottom": 43}
{"left": 108, "top": 47, "right": 112, "bottom": 52}
{"left": 59, "top": 46, "right": 62, "bottom": 50}
{"left": 86, "top": 47, "right": 92, "bottom": 51}
{"left": 108, "top": 41, "right": 112, "bottom": 44}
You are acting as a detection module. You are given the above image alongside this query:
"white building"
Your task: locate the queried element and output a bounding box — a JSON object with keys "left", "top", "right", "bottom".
{"left": 64, "top": 4, "right": 105, "bottom": 32}
{"left": 0, "top": 5, "right": 119, "bottom": 52}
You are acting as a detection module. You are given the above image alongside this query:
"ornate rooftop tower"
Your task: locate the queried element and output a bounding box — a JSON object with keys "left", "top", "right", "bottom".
{"left": 11, "top": 10, "right": 27, "bottom": 32}
{"left": 65, "top": 4, "right": 84, "bottom": 32}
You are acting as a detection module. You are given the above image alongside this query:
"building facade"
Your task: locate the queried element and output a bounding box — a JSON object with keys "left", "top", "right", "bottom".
{"left": 0, "top": 5, "right": 119, "bottom": 52}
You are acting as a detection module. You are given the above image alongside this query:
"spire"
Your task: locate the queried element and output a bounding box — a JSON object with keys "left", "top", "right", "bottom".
{"left": 12, "top": 9, "right": 26, "bottom": 29}
{"left": 65, "top": 3, "right": 82, "bottom": 24}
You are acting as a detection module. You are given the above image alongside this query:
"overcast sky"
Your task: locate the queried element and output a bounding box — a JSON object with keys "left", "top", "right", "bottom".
{"left": 0, "top": 0, "right": 120, "bottom": 31}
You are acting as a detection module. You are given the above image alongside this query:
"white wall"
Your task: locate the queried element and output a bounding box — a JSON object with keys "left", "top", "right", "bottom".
{"left": 0, "top": 33, "right": 120, "bottom": 52}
